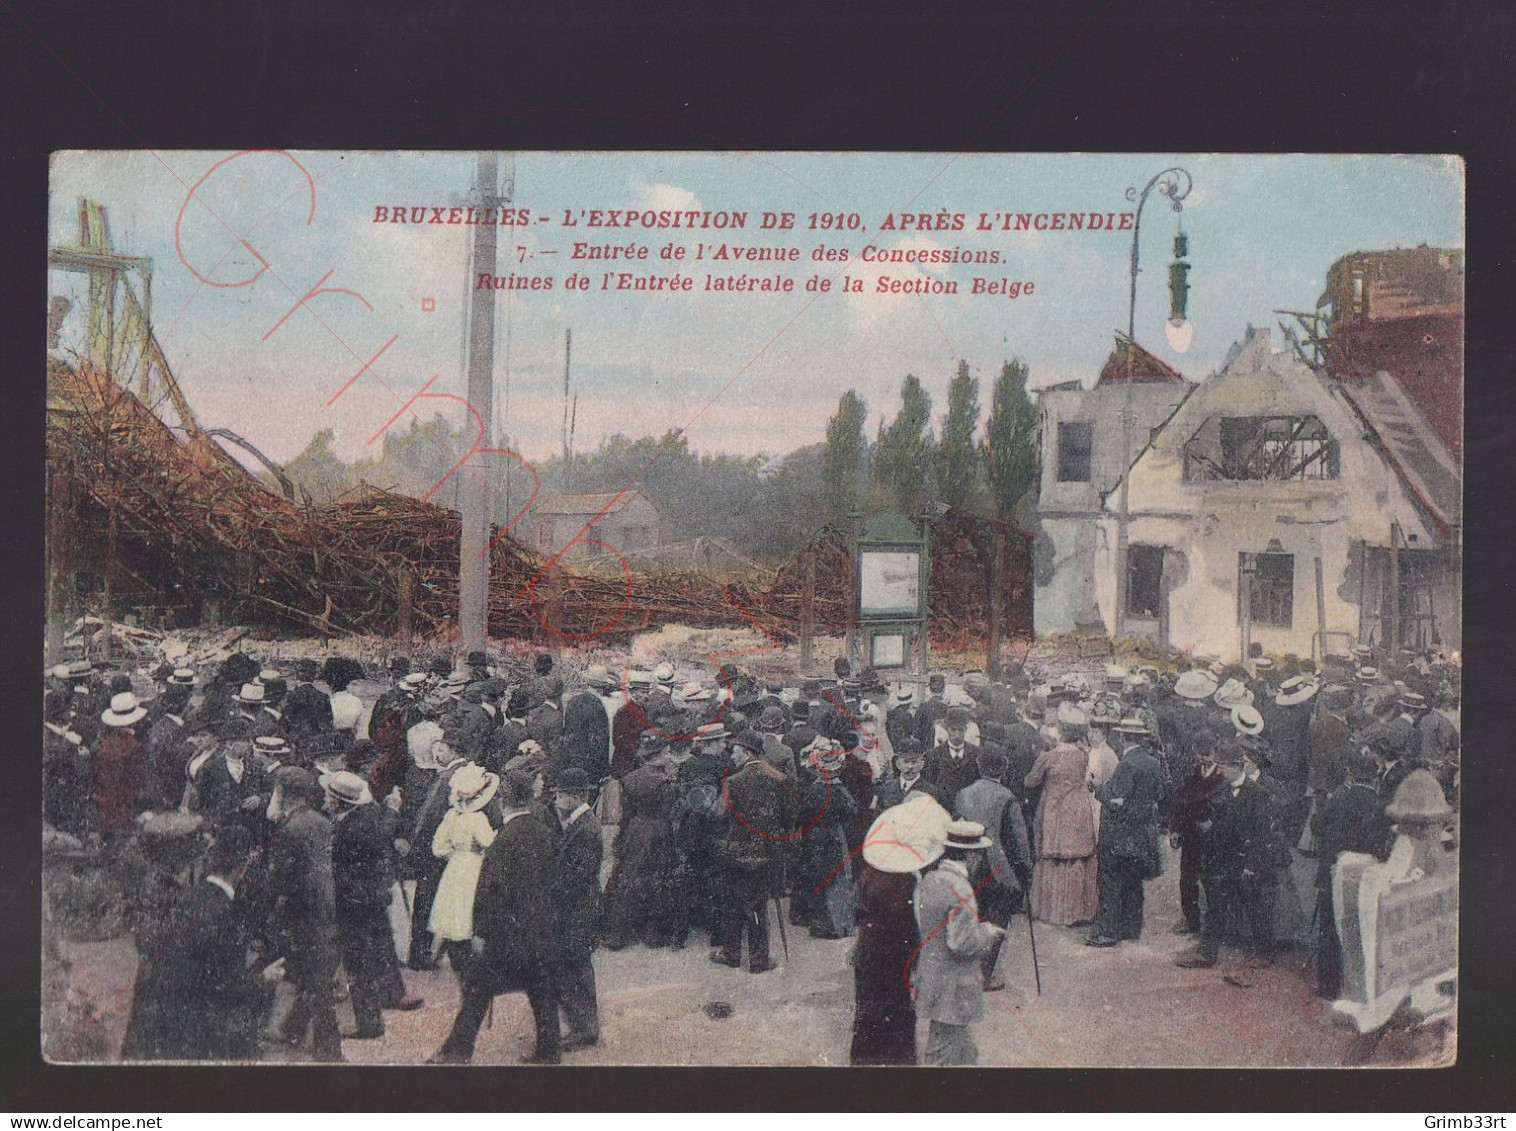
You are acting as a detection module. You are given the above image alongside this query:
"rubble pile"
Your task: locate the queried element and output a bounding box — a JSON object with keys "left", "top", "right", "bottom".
{"left": 48, "top": 361, "right": 1033, "bottom": 648}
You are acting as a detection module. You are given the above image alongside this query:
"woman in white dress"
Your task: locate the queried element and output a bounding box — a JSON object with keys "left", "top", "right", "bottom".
{"left": 428, "top": 762, "right": 499, "bottom": 981}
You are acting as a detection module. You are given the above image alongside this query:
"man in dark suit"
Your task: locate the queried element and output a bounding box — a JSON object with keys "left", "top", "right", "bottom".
{"left": 924, "top": 707, "right": 980, "bottom": 802}
{"left": 326, "top": 771, "right": 421, "bottom": 1040}
{"left": 913, "top": 674, "right": 949, "bottom": 750}
{"left": 485, "top": 689, "right": 535, "bottom": 775}
{"left": 1310, "top": 751, "right": 1393, "bottom": 997}
{"left": 547, "top": 767, "right": 604, "bottom": 1052}
{"left": 558, "top": 666, "right": 616, "bottom": 785}
{"left": 1087, "top": 718, "right": 1169, "bottom": 947}
{"left": 872, "top": 741, "right": 928, "bottom": 811}
{"left": 714, "top": 739, "right": 795, "bottom": 972}
{"left": 431, "top": 769, "right": 561, "bottom": 1064}
{"left": 258, "top": 766, "right": 342, "bottom": 1061}
{"left": 1176, "top": 740, "right": 1289, "bottom": 968}
{"left": 1169, "top": 724, "right": 1229, "bottom": 935}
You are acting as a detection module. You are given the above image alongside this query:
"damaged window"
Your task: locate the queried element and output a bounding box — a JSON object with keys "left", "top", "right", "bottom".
{"left": 1128, "top": 545, "right": 1164, "bottom": 619}
{"left": 1057, "top": 421, "right": 1093, "bottom": 482}
{"left": 1183, "top": 415, "right": 1340, "bottom": 481}
{"left": 1241, "top": 551, "right": 1294, "bottom": 628}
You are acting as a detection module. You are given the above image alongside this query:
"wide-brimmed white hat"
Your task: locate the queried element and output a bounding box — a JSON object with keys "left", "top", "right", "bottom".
{"left": 102, "top": 692, "right": 147, "bottom": 727}
{"left": 1175, "top": 669, "right": 1219, "bottom": 701}
{"left": 1231, "top": 704, "right": 1265, "bottom": 736}
{"left": 1213, "top": 678, "right": 1253, "bottom": 710}
{"left": 449, "top": 763, "right": 500, "bottom": 813}
{"left": 1056, "top": 702, "right": 1089, "bottom": 729}
{"left": 862, "top": 795, "right": 948, "bottom": 874}
{"left": 1275, "top": 675, "right": 1319, "bottom": 706}
{"left": 167, "top": 668, "right": 197, "bottom": 686}
{"left": 680, "top": 681, "right": 714, "bottom": 702}
{"left": 653, "top": 662, "right": 676, "bottom": 686}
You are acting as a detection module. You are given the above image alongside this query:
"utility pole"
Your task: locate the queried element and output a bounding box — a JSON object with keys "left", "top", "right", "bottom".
{"left": 458, "top": 153, "right": 502, "bottom": 656}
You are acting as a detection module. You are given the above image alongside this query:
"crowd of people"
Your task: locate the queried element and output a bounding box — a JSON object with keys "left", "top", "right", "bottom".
{"left": 40, "top": 638, "right": 1460, "bottom": 1065}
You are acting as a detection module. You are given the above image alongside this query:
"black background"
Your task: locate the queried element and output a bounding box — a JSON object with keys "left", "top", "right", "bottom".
{"left": 2, "top": 0, "right": 1512, "bottom": 1113}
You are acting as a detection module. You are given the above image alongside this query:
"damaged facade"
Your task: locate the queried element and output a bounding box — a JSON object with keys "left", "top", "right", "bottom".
{"left": 1089, "top": 320, "right": 1460, "bottom": 662}
{"left": 1032, "top": 334, "right": 1190, "bottom": 634}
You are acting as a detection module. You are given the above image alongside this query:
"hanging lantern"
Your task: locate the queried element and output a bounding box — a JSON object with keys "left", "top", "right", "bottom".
{"left": 1165, "top": 231, "right": 1193, "bottom": 353}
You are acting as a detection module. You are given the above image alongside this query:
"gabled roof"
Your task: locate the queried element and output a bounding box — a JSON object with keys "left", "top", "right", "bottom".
{"left": 534, "top": 489, "right": 658, "bottom": 518}
{"left": 1096, "top": 332, "right": 1187, "bottom": 386}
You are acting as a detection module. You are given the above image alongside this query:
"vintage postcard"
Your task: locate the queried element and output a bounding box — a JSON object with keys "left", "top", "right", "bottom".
{"left": 43, "top": 151, "right": 1462, "bottom": 1068}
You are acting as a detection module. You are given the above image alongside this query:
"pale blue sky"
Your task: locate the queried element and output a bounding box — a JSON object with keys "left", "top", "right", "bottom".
{"left": 48, "top": 151, "right": 1463, "bottom": 466}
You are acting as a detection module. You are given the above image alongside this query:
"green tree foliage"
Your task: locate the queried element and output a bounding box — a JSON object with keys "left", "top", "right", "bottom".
{"left": 821, "top": 389, "right": 869, "bottom": 526}
{"left": 980, "top": 359, "right": 1039, "bottom": 521}
{"left": 934, "top": 360, "right": 980, "bottom": 509}
{"left": 873, "top": 374, "right": 935, "bottom": 516}
{"left": 280, "top": 428, "right": 352, "bottom": 503}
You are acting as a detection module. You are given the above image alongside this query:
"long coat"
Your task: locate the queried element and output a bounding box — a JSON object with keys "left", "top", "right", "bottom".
{"left": 1094, "top": 744, "right": 1168, "bottom": 878}
{"left": 910, "top": 860, "right": 1000, "bottom": 1025}
{"left": 561, "top": 692, "right": 613, "bottom": 782}
{"left": 718, "top": 759, "right": 796, "bottom": 894}
{"left": 602, "top": 763, "right": 682, "bottom": 945}
{"left": 92, "top": 727, "right": 145, "bottom": 835}
{"left": 126, "top": 879, "right": 271, "bottom": 1060}
{"left": 260, "top": 805, "right": 338, "bottom": 978}
{"left": 431, "top": 807, "right": 498, "bottom": 941}
{"left": 549, "top": 807, "right": 604, "bottom": 957}
{"left": 1025, "top": 743, "right": 1097, "bottom": 859}
{"left": 924, "top": 743, "right": 980, "bottom": 803}
{"left": 472, "top": 811, "right": 557, "bottom": 984}
{"left": 850, "top": 865, "right": 919, "bottom": 1065}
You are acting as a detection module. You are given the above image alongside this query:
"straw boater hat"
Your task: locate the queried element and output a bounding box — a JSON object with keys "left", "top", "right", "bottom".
{"left": 1114, "top": 715, "right": 1150, "bottom": 737}
{"left": 653, "top": 662, "right": 676, "bottom": 687}
{"left": 943, "top": 818, "right": 994, "bottom": 851}
{"left": 399, "top": 672, "right": 429, "bottom": 692}
{"left": 1355, "top": 665, "right": 1381, "bottom": 684}
{"left": 253, "top": 735, "right": 292, "bottom": 760}
{"left": 1399, "top": 691, "right": 1430, "bottom": 713}
{"left": 321, "top": 769, "right": 373, "bottom": 807}
{"left": 102, "top": 692, "right": 148, "bottom": 727}
{"left": 234, "top": 681, "right": 267, "bottom": 705}
{"left": 1104, "top": 663, "right": 1129, "bottom": 686}
{"left": 1231, "top": 704, "right": 1265, "bottom": 736}
{"left": 583, "top": 664, "right": 616, "bottom": 691}
{"left": 861, "top": 801, "right": 947, "bottom": 874}
{"left": 1252, "top": 657, "right": 1275, "bottom": 674}
{"left": 1212, "top": 678, "right": 1254, "bottom": 711}
{"left": 1175, "top": 669, "right": 1219, "bottom": 701}
{"left": 892, "top": 686, "right": 916, "bottom": 706}
{"left": 1353, "top": 644, "right": 1374, "bottom": 661}
{"left": 167, "top": 668, "right": 196, "bottom": 686}
{"left": 449, "top": 763, "right": 500, "bottom": 813}
{"left": 694, "top": 722, "right": 727, "bottom": 744}
{"left": 1276, "top": 675, "right": 1319, "bottom": 707}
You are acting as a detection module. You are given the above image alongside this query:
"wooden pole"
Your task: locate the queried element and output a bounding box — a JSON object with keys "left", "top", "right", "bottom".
{"left": 1314, "top": 555, "right": 1327, "bottom": 665}
{"left": 397, "top": 567, "right": 415, "bottom": 654}
{"left": 459, "top": 152, "right": 500, "bottom": 657}
{"left": 1388, "top": 522, "right": 1402, "bottom": 655}
{"left": 987, "top": 533, "right": 1003, "bottom": 680}
{"left": 800, "top": 553, "right": 815, "bottom": 670}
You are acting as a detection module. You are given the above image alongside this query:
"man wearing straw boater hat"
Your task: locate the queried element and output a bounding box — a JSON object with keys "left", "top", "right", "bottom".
{"left": 93, "top": 691, "right": 149, "bottom": 843}
{"left": 325, "top": 769, "right": 422, "bottom": 1042}
{"left": 1086, "top": 715, "right": 1168, "bottom": 948}
{"left": 911, "top": 819, "right": 1005, "bottom": 1065}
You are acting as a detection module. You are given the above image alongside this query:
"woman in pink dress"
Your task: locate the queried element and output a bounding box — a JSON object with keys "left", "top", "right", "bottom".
{"left": 1024, "top": 711, "right": 1099, "bottom": 925}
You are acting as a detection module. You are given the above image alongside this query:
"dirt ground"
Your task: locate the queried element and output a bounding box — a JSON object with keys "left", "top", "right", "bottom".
{"left": 51, "top": 844, "right": 1452, "bottom": 1070}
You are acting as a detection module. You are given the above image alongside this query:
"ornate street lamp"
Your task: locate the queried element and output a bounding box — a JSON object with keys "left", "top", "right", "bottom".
{"left": 1114, "top": 166, "right": 1193, "bottom": 641}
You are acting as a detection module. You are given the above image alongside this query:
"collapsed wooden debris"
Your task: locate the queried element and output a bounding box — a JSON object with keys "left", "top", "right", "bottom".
{"left": 46, "top": 359, "right": 1033, "bottom": 648}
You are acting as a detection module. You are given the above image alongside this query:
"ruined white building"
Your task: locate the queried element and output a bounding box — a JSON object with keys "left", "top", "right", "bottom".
{"left": 1089, "top": 327, "right": 1460, "bottom": 662}
{"left": 1032, "top": 334, "right": 1190, "bottom": 635}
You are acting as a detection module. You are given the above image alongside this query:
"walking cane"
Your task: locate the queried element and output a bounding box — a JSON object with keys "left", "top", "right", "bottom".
{"left": 1025, "top": 900, "right": 1042, "bottom": 996}
{"left": 772, "top": 894, "right": 790, "bottom": 963}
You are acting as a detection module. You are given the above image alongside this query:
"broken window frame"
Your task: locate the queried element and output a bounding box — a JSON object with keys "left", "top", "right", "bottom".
{"left": 1241, "top": 550, "right": 1294, "bottom": 628}
{"left": 1056, "top": 420, "right": 1094, "bottom": 483}
{"left": 1183, "top": 414, "right": 1340, "bottom": 482}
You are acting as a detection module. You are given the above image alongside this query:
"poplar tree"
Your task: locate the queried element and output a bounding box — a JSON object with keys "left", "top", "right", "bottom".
{"left": 934, "top": 360, "right": 980, "bottom": 509}
{"left": 821, "top": 389, "right": 869, "bottom": 525}
{"left": 980, "top": 359, "right": 1039, "bottom": 520}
